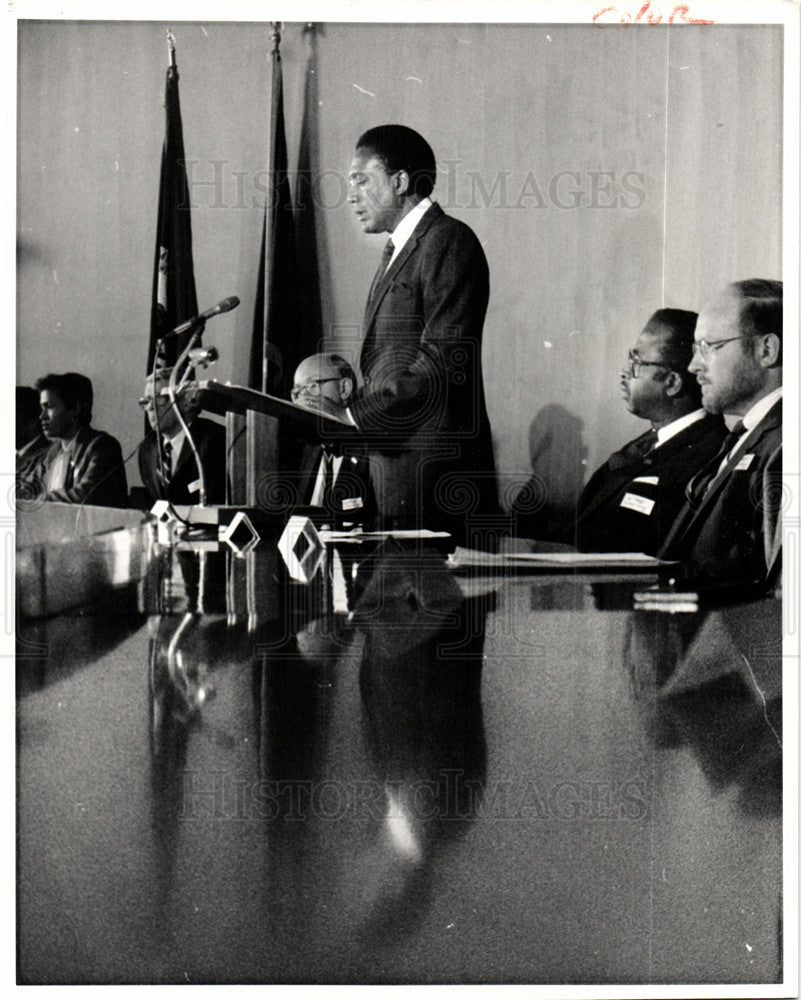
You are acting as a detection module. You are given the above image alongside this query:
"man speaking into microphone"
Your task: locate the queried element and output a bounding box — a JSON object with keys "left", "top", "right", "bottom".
{"left": 137, "top": 368, "right": 227, "bottom": 506}
{"left": 138, "top": 295, "right": 238, "bottom": 507}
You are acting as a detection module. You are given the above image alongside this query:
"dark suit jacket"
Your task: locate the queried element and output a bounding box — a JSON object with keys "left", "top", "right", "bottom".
{"left": 571, "top": 413, "right": 729, "bottom": 555}
{"left": 16, "top": 433, "right": 51, "bottom": 480}
{"left": 350, "top": 203, "right": 498, "bottom": 542}
{"left": 298, "top": 444, "right": 374, "bottom": 526}
{"left": 138, "top": 417, "right": 227, "bottom": 506}
{"left": 659, "top": 399, "right": 782, "bottom": 585}
{"left": 24, "top": 425, "right": 128, "bottom": 508}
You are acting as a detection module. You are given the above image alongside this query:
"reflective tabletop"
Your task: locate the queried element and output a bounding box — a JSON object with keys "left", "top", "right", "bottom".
{"left": 17, "top": 530, "right": 783, "bottom": 985}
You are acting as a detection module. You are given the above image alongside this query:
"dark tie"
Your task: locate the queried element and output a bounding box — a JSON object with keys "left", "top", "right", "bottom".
{"left": 368, "top": 238, "right": 394, "bottom": 304}
{"left": 685, "top": 420, "right": 747, "bottom": 506}
{"left": 157, "top": 438, "right": 172, "bottom": 491}
{"left": 721, "top": 419, "right": 747, "bottom": 454}
{"left": 321, "top": 449, "right": 336, "bottom": 515}
{"left": 633, "top": 428, "right": 658, "bottom": 458}
{"left": 608, "top": 429, "right": 658, "bottom": 471}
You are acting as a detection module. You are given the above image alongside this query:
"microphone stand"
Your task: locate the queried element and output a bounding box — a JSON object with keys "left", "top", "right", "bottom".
{"left": 150, "top": 339, "right": 170, "bottom": 494}
{"left": 168, "top": 327, "right": 209, "bottom": 507}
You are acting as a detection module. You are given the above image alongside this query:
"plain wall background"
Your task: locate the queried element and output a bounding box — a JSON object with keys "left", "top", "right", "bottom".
{"left": 16, "top": 20, "right": 782, "bottom": 498}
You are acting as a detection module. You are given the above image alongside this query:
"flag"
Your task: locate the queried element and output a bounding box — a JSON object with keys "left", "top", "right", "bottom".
{"left": 248, "top": 27, "right": 304, "bottom": 398}
{"left": 147, "top": 49, "right": 199, "bottom": 374}
{"left": 294, "top": 23, "right": 324, "bottom": 351}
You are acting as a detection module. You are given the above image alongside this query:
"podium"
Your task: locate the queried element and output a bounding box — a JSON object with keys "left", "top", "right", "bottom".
{"left": 150, "top": 380, "right": 363, "bottom": 540}
{"left": 196, "top": 380, "right": 360, "bottom": 510}
{"left": 198, "top": 380, "right": 361, "bottom": 444}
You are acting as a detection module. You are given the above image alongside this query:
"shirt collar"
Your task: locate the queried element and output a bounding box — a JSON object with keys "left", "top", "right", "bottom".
{"left": 164, "top": 428, "right": 186, "bottom": 453}
{"left": 389, "top": 197, "right": 434, "bottom": 262}
{"left": 654, "top": 408, "right": 707, "bottom": 447}
{"left": 741, "top": 386, "right": 782, "bottom": 432}
{"left": 59, "top": 428, "right": 82, "bottom": 452}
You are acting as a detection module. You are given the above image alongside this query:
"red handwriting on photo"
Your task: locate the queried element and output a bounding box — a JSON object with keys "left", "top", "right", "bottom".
{"left": 592, "top": 2, "right": 714, "bottom": 24}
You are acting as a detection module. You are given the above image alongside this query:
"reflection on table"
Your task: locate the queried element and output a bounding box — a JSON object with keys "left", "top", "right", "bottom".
{"left": 17, "top": 519, "right": 784, "bottom": 985}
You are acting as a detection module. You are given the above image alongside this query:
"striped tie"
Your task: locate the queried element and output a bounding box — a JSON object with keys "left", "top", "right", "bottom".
{"left": 156, "top": 438, "right": 172, "bottom": 492}
{"left": 368, "top": 238, "right": 394, "bottom": 304}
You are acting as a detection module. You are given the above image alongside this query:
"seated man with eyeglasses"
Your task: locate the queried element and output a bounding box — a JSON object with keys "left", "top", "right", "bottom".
{"left": 290, "top": 353, "right": 374, "bottom": 526}
{"left": 659, "top": 280, "right": 782, "bottom": 586}
{"left": 569, "top": 309, "right": 728, "bottom": 555}
{"left": 137, "top": 368, "right": 227, "bottom": 506}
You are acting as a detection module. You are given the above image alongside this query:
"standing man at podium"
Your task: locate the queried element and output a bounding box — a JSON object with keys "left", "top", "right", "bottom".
{"left": 138, "top": 369, "right": 227, "bottom": 506}
{"left": 345, "top": 124, "right": 498, "bottom": 541}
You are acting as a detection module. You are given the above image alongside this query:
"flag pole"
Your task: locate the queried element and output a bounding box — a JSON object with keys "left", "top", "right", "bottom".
{"left": 270, "top": 21, "right": 281, "bottom": 56}
{"left": 261, "top": 20, "right": 282, "bottom": 393}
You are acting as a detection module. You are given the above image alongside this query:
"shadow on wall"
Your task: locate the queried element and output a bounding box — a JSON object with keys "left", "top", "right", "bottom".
{"left": 509, "top": 403, "right": 588, "bottom": 539}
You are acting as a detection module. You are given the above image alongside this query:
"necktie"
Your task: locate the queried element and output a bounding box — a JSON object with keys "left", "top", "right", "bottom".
{"left": 368, "top": 239, "right": 394, "bottom": 304}
{"left": 685, "top": 420, "right": 747, "bottom": 506}
{"left": 634, "top": 428, "right": 658, "bottom": 459}
{"left": 721, "top": 420, "right": 747, "bottom": 455}
{"left": 157, "top": 438, "right": 172, "bottom": 491}
{"left": 608, "top": 429, "right": 658, "bottom": 471}
{"left": 322, "top": 450, "right": 336, "bottom": 516}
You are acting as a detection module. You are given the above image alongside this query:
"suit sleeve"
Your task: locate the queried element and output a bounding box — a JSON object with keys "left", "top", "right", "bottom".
{"left": 762, "top": 445, "right": 783, "bottom": 577}
{"left": 45, "top": 435, "right": 128, "bottom": 507}
{"left": 351, "top": 221, "right": 489, "bottom": 440}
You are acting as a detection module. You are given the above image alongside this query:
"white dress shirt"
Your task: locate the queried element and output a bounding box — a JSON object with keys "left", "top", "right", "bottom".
{"left": 387, "top": 197, "right": 434, "bottom": 268}
{"left": 654, "top": 408, "right": 708, "bottom": 448}
{"left": 46, "top": 431, "right": 80, "bottom": 492}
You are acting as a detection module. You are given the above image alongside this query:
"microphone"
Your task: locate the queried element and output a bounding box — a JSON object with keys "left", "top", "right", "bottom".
{"left": 188, "top": 346, "right": 219, "bottom": 367}
{"left": 164, "top": 296, "right": 240, "bottom": 337}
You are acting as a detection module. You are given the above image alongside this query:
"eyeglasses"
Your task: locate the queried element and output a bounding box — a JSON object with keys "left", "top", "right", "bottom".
{"left": 624, "top": 351, "right": 669, "bottom": 379}
{"left": 290, "top": 377, "right": 341, "bottom": 401}
{"left": 138, "top": 392, "right": 174, "bottom": 409}
{"left": 691, "top": 335, "right": 752, "bottom": 359}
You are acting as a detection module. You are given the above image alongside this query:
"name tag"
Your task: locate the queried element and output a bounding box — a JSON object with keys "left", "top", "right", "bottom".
{"left": 734, "top": 453, "right": 755, "bottom": 471}
{"left": 620, "top": 493, "right": 655, "bottom": 516}
{"left": 632, "top": 476, "right": 658, "bottom": 485}
{"left": 188, "top": 479, "right": 201, "bottom": 493}
{"left": 342, "top": 496, "right": 363, "bottom": 511}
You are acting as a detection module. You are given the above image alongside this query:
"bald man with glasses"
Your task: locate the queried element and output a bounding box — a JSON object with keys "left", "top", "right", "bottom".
{"left": 660, "top": 279, "right": 783, "bottom": 586}
{"left": 290, "top": 353, "right": 374, "bottom": 526}
{"left": 567, "top": 309, "right": 728, "bottom": 555}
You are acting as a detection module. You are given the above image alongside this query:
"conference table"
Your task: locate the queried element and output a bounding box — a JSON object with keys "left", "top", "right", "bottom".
{"left": 16, "top": 505, "right": 784, "bottom": 985}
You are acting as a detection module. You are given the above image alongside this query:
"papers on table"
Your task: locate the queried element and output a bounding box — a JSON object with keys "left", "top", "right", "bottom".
{"left": 446, "top": 546, "right": 671, "bottom": 571}
{"left": 320, "top": 528, "right": 452, "bottom": 543}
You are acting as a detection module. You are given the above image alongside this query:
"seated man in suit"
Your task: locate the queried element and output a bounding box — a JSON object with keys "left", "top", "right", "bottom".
{"left": 138, "top": 368, "right": 227, "bottom": 506}
{"left": 571, "top": 309, "right": 729, "bottom": 555}
{"left": 659, "top": 279, "right": 782, "bottom": 586}
{"left": 291, "top": 352, "right": 373, "bottom": 527}
{"left": 20, "top": 372, "right": 128, "bottom": 507}
{"left": 16, "top": 386, "right": 50, "bottom": 479}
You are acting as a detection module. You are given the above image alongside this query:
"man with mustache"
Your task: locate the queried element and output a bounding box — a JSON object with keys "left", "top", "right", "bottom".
{"left": 659, "top": 279, "right": 782, "bottom": 585}
{"left": 572, "top": 309, "right": 728, "bottom": 555}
